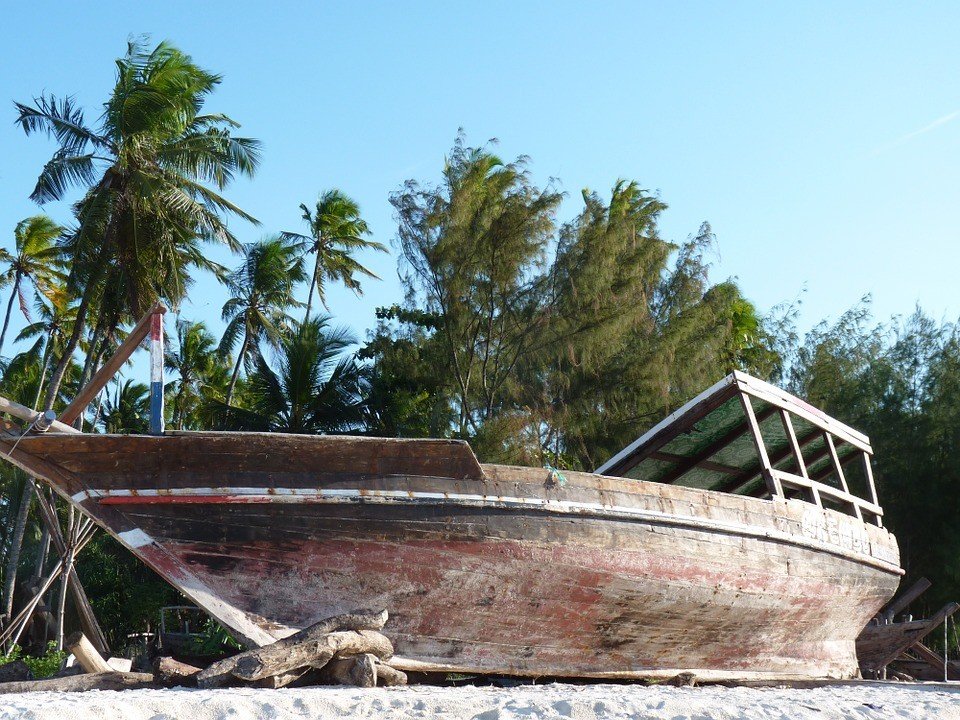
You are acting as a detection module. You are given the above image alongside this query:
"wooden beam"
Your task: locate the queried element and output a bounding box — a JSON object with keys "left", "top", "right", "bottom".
{"left": 652, "top": 405, "right": 778, "bottom": 484}
{"left": 65, "top": 631, "right": 112, "bottom": 673}
{"left": 825, "top": 433, "right": 862, "bottom": 521}
{"left": 0, "top": 396, "right": 79, "bottom": 435}
{"left": 60, "top": 302, "right": 167, "bottom": 426}
{"left": 650, "top": 451, "right": 743, "bottom": 477}
{"left": 863, "top": 453, "right": 882, "bottom": 528}
{"left": 33, "top": 491, "right": 109, "bottom": 653}
{"left": 596, "top": 377, "right": 740, "bottom": 475}
{"left": 808, "top": 444, "right": 858, "bottom": 483}
{"left": 770, "top": 469, "right": 883, "bottom": 518}
{"left": 738, "top": 392, "right": 780, "bottom": 498}
{"left": 714, "top": 424, "right": 822, "bottom": 495}
{"left": 733, "top": 371, "right": 872, "bottom": 453}
{"left": 909, "top": 642, "right": 951, "bottom": 679}
{"left": 883, "top": 578, "right": 932, "bottom": 621}
{"left": 869, "top": 603, "right": 960, "bottom": 670}
{"left": 779, "top": 409, "right": 819, "bottom": 506}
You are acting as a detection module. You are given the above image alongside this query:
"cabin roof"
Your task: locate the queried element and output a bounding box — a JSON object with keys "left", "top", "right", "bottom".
{"left": 595, "top": 371, "right": 881, "bottom": 524}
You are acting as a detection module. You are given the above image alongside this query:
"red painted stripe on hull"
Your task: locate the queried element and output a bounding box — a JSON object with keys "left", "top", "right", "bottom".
{"left": 100, "top": 495, "right": 276, "bottom": 505}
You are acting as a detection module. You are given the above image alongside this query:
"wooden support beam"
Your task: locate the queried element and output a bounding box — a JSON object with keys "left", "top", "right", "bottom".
{"left": 909, "top": 642, "right": 951, "bottom": 679}
{"left": 713, "top": 424, "right": 823, "bottom": 495}
{"left": 738, "top": 392, "right": 781, "bottom": 498}
{"left": 734, "top": 371, "right": 872, "bottom": 453}
{"left": 883, "top": 578, "right": 932, "bottom": 621}
{"left": 65, "top": 631, "right": 112, "bottom": 673}
{"left": 0, "top": 396, "right": 78, "bottom": 435}
{"left": 779, "top": 409, "right": 819, "bottom": 506}
{"left": 597, "top": 379, "right": 740, "bottom": 476}
{"left": 770, "top": 470, "right": 883, "bottom": 518}
{"left": 858, "top": 602, "right": 960, "bottom": 672}
{"left": 863, "top": 453, "right": 882, "bottom": 528}
{"left": 59, "top": 302, "right": 167, "bottom": 426}
{"left": 653, "top": 405, "right": 778, "bottom": 484}
{"left": 825, "top": 433, "right": 862, "bottom": 521}
{"left": 809, "top": 444, "right": 858, "bottom": 483}
{"left": 33, "top": 492, "right": 109, "bottom": 653}
{"left": 650, "top": 451, "right": 743, "bottom": 477}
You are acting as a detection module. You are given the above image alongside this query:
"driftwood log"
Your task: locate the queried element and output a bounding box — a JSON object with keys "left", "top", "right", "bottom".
{"left": 252, "top": 668, "right": 311, "bottom": 689}
{"left": 234, "top": 629, "right": 393, "bottom": 682}
{"left": 65, "top": 631, "right": 112, "bottom": 674}
{"left": 323, "top": 654, "right": 378, "bottom": 688}
{"left": 153, "top": 656, "right": 202, "bottom": 687}
{"left": 0, "top": 671, "right": 155, "bottom": 694}
{"left": 196, "top": 609, "right": 389, "bottom": 689}
{"left": 322, "top": 654, "right": 409, "bottom": 687}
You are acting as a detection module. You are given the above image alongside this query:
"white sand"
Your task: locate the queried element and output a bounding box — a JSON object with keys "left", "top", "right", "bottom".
{"left": 1, "top": 682, "right": 958, "bottom": 720}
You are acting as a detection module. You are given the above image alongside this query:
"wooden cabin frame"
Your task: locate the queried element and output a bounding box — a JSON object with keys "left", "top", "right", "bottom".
{"left": 595, "top": 371, "right": 883, "bottom": 527}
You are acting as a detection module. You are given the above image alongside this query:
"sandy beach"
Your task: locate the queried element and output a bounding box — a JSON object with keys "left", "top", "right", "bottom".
{"left": 0, "top": 682, "right": 958, "bottom": 720}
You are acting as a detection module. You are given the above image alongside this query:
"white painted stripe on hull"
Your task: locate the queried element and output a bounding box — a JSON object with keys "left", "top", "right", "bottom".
{"left": 117, "top": 528, "right": 154, "bottom": 548}
{"left": 71, "top": 486, "right": 902, "bottom": 574}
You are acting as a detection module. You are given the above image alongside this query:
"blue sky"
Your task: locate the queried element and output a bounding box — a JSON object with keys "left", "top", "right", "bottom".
{"left": 1, "top": 1, "right": 959, "bottom": 367}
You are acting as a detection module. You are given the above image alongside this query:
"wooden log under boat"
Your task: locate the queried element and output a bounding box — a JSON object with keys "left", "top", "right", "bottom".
{"left": 0, "top": 432, "right": 901, "bottom": 681}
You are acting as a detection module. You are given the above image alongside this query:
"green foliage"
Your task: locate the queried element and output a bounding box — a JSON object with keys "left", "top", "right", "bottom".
{"left": 187, "top": 619, "right": 243, "bottom": 657}
{"left": 776, "top": 301, "right": 960, "bottom": 612}
{"left": 213, "top": 316, "right": 367, "bottom": 433}
{"left": 73, "top": 534, "right": 181, "bottom": 649}
{"left": 282, "top": 189, "right": 386, "bottom": 319}
{"left": 0, "top": 642, "right": 67, "bottom": 678}
{"left": 218, "top": 235, "right": 306, "bottom": 407}
{"left": 373, "top": 136, "right": 777, "bottom": 469}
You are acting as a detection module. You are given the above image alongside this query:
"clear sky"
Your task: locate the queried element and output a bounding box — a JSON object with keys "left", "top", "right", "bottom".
{"left": 1, "top": 1, "right": 958, "bottom": 364}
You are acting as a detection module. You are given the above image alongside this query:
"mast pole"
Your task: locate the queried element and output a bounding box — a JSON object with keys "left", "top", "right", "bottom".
{"left": 149, "top": 309, "right": 164, "bottom": 435}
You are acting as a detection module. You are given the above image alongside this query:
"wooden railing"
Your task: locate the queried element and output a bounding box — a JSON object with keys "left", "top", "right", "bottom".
{"left": 736, "top": 375, "right": 883, "bottom": 527}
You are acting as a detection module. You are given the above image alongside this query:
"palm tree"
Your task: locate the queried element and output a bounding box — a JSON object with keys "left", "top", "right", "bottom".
{"left": 219, "top": 237, "right": 306, "bottom": 406}
{"left": 100, "top": 379, "right": 150, "bottom": 434}
{"left": 16, "top": 295, "right": 78, "bottom": 411}
{"left": 165, "top": 319, "right": 228, "bottom": 429}
{"left": 216, "top": 317, "right": 367, "bottom": 433}
{"left": 282, "top": 190, "right": 386, "bottom": 321}
{"left": 15, "top": 39, "right": 261, "bottom": 411}
{"left": 0, "top": 216, "right": 65, "bottom": 357}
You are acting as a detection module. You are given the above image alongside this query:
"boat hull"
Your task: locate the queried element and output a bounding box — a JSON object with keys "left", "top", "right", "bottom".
{"left": 1, "top": 433, "right": 902, "bottom": 680}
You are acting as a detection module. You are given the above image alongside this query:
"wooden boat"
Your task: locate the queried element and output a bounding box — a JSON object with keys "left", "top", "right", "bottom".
{"left": 0, "top": 370, "right": 901, "bottom": 681}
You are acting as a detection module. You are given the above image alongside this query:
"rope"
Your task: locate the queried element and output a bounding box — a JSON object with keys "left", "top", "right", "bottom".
{"left": 4, "top": 413, "right": 42, "bottom": 457}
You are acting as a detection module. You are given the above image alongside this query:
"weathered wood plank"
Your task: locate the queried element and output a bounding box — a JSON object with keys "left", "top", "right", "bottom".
{"left": 65, "top": 631, "right": 111, "bottom": 673}
{"left": 60, "top": 302, "right": 167, "bottom": 425}
{"left": 0, "top": 671, "right": 155, "bottom": 694}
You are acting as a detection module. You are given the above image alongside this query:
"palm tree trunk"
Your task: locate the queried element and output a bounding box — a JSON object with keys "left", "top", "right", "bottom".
{"left": 42, "top": 282, "right": 95, "bottom": 412}
{"left": 2, "top": 478, "right": 34, "bottom": 623}
{"left": 31, "top": 527, "right": 49, "bottom": 586}
{"left": 0, "top": 273, "right": 22, "bottom": 357}
{"left": 303, "top": 254, "right": 320, "bottom": 323}
{"left": 32, "top": 338, "right": 54, "bottom": 411}
{"left": 54, "top": 507, "right": 74, "bottom": 651}
{"left": 225, "top": 332, "right": 250, "bottom": 407}
{"left": 70, "top": 317, "right": 108, "bottom": 429}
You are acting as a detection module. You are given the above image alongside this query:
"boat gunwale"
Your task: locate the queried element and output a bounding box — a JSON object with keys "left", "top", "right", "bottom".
{"left": 4, "top": 431, "right": 902, "bottom": 576}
